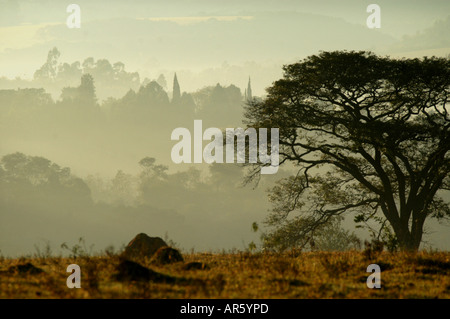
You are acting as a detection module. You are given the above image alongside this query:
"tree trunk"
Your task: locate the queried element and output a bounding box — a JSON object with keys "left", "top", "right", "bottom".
{"left": 395, "top": 224, "right": 422, "bottom": 251}
{"left": 390, "top": 218, "right": 421, "bottom": 252}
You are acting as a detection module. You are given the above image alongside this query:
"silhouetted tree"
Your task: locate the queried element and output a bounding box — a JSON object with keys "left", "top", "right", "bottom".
{"left": 137, "top": 81, "right": 170, "bottom": 107}
{"left": 157, "top": 74, "right": 167, "bottom": 90}
{"left": 139, "top": 157, "right": 168, "bottom": 181}
{"left": 110, "top": 170, "right": 136, "bottom": 206}
{"left": 79, "top": 74, "right": 97, "bottom": 106}
{"left": 34, "top": 47, "right": 60, "bottom": 81}
{"left": 0, "top": 88, "right": 53, "bottom": 109}
{"left": 57, "top": 61, "right": 82, "bottom": 85}
{"left": 246, "top": 77, "right": 253, "bottom": 102}
{"left": 0, "top": 152, "right": 92, "bottom": 206}
{"left": 79, "top": 56, "right": 140, "bottom": 99}
{"left": 245, "top": 51, "right": 450, "bottom": 251}
{"left": 61, "top": 74, "right": 97, "bottom": 106}
{"left": 180, "top": 92, "right": 196, "bottom": 112}
{"left": 172, "top": 73, "right": 181, "bottom": 104}
{"left": 193, "top": 83, "right": 243, "bottom": 127}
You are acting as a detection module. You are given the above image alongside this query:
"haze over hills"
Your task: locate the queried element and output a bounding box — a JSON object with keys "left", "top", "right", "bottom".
{"left": 1, "top": 1, "right": 449, "bottom": 95}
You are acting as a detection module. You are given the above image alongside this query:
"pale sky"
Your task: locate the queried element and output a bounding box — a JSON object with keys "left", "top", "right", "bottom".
{"left": 0, "top": 0, "right": 449, "bottom": 94}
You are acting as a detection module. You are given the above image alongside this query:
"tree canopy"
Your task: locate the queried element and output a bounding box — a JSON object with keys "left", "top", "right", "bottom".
{"left": 245, "top": 51, "right": 450, "bottom": 251}
{"left": 0, "top": 152, "right": 92, "bottom": 207}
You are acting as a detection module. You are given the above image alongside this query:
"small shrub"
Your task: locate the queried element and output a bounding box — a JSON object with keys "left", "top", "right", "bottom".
{"left": 363, "top": 239, "right": 384, "bottom": 260}
{"left": 33, "top": 240, "right": 53, "bottom": 260}
{"left": 60, "top": 237, "right": 94, "bottom": 258}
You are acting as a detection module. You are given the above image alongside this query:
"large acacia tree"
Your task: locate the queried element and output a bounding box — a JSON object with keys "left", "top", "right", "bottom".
{"left": 245, "top": 51, "right": 450, "bottom": 251}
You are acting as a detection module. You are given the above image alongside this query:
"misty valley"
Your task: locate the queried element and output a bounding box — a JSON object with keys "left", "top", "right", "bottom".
{"left": 0, "top": 48, "right": 283, "bottom": 256}
{"left": 0, "top": 1, "right": 449, "bottom": 301}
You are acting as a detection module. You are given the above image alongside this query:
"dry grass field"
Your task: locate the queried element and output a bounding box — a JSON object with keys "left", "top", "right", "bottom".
{"left": 1, "top": 250, "right": 449, "bottom": 299}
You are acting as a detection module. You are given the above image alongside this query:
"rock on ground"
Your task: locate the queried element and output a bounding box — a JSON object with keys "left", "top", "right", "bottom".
{"left": 121, "top": 233, "right": 168, "bottom": 262}
{"left": 182, "top": 262, "right": 210, "bottom": 271}
{"left": 114, "top": 260, "right": 176, "bottom": 283}
{"left": 8, "top": 263, "right": 44, "bottom": 275}
{"left": 151, "top": 247, "right": 184, "bottom": 265}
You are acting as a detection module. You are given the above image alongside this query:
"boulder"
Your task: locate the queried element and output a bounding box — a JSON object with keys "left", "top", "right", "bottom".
{"left": 121, "top": 233, "right": 168, "bottom": 262}
{"left": 151, "top": 247, "right": 184, "bottom": 265}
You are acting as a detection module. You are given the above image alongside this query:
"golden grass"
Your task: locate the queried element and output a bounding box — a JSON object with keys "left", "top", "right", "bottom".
{"left": 1, "top": 251, "right": 449, "bottom": 299}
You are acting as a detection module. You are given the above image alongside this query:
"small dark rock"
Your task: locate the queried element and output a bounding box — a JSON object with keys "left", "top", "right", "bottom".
{"left": 376, "top": 262, "right": 393, "bottom": 271}
{"left": 182, "top": 262, "right": 210, "bottom": 271}
{"left": 152, "top": 247, "right": 184, "bottom": 265}
{"left": 9, "top": 263, "right": 44, "bottom": 275}
{"left": 114, "top": 260, "right": 175, "bottom": 283}
{"left": 270, "top": 278, "right": 310, "bottom": 287}
{"left": 416, "top": 258, "right": 450, "bottom": 270}
{"left": 288, "top": 279, "right": 310, "bottom": 287}
{"left": 357, "top": 275, "right": 368, "bottom": 283}
{"left": 420, "top": 267, "right": 440, "bottom": 275}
